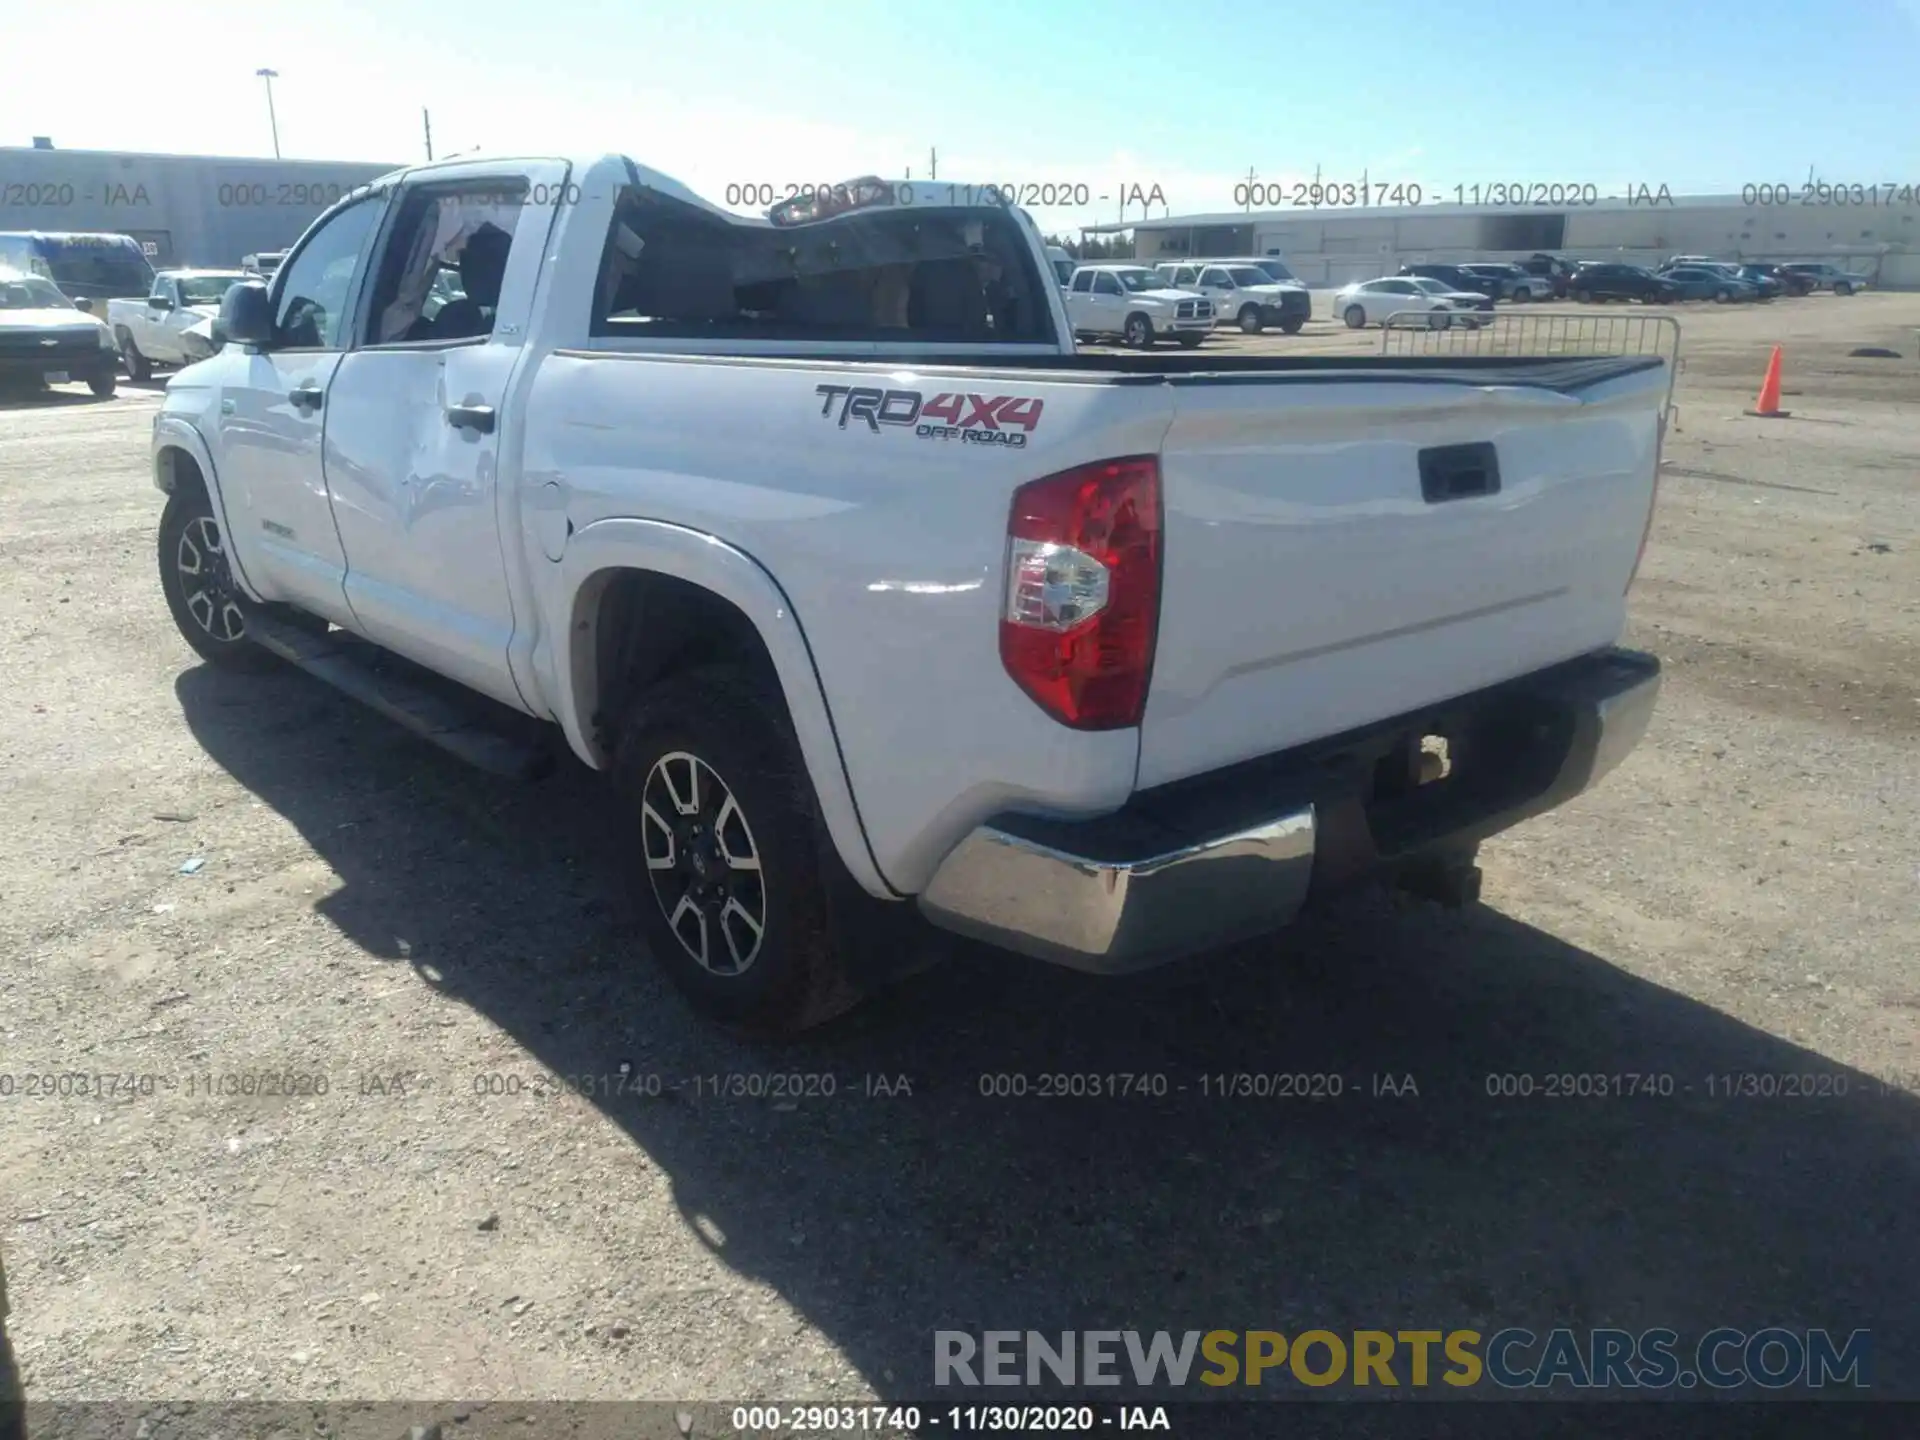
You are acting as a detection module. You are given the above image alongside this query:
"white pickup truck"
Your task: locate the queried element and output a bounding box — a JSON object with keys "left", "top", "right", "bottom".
{"left": 109, "top": 269, "right": 248, "bottom": 379}
{"left": 149, "top": 154, "right": 1667, "bottom": 1033}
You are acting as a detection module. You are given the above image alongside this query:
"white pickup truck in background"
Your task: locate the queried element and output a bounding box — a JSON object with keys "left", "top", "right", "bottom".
{"left": 109, "top": 269, "right": 248, "bottom": 379}
{"left": 1063, "top": 263, "right": 1215, "bottom": 346}
{"left": 149, "top": 154, "right": 1666, "bottom": 1033}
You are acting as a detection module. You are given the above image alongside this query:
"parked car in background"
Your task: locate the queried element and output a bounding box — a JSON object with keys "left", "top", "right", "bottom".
{"left": 1399, "top": 262, "right": 1503, "bottom": 300}
{"left": 1741, "top": 263, "right": 1813, "bottom": 297}
{"left": 1065, "top": 263, "right": 1214, "bottom": 346}
{"left": 1656, "top": 265, "right": 1760, "bottom": 302}
{"left": 1568, "top": 263, "right": 1680, "bottom": 304}
{"left": 1334, "top": 276, "right": 1466, "bottom": 328}
{"left": 1407, "top": 276, "right": 1492, "bottom": 323}
{"left": 1725, "top": 265, "right": 1783, "bottom": 299}
{"left": 1520, "top": 253, "right": 1583, "bottom": 298}
{"left": 1045, "top": 245, "right": 1075, "bottom": 286}
{"left": 108, "top": 269, "right": 250, "bottom": 379}
{"left": 241, "top": 251, "right": 286, "bottom": 280}
{"left": 1462, "top": 262, "right": 1551, "bottom": 301}
{"left": 0, "top": 231, "right": 156, "bottom": 312}
{"left": 1778, "top": 262, "right": 1869, "bottom": 295}
{"left": 0, "top": 269, "right": 120, "bottom": 397}
{"left": 1151, "top": 261, "right": 1308, "bottom": 334}
{"left": 1177, "top": 255, "right": 1312, "bottom": 324}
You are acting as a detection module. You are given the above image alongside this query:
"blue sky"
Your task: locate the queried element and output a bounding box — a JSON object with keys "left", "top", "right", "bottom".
{"left": 5, "top": 0, "right": 1917, "bottom": 231}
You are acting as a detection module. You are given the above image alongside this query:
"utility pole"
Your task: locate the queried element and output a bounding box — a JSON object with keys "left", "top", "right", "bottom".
{"left": 929, "top": 147, "right": 937, "bottom": 181}
{"left": 255, "top": 68, "right": 281, "bottom": 158}
{"left": 423, "top": 108, "right": 434, "bottom": 162}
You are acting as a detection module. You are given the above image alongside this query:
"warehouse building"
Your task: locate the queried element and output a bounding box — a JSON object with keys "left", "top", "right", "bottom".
{"left": 1087, "top": 192, "right": 1920, "bottom": 289}
{"left": 0, "top": 143, "right": 400, "bottom": 269}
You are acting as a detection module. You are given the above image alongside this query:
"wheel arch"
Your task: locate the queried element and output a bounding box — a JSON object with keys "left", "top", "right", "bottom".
{"left": 152, "top": 420, "right": 266, "bottom": 603}
{"left": 552, "top": 518, "right": 895, "bottom": 898}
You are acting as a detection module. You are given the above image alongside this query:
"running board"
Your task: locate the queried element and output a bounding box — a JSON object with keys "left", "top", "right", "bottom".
{"left": 246, "top": 613, "right": 554, "bottom": 780}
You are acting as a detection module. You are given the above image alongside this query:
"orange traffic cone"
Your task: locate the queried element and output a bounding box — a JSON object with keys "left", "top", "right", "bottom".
{"left": 1746, "top": 345, "right": 1789, "bottom": 418}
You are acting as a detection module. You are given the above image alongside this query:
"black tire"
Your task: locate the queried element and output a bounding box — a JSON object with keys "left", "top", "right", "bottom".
{"left": 1834, "top": 281, "right": 1852, "bottom": 296}
{"left": 88, "top": 369, "right": 117, "bottom": 398}
{"left": 1123, "top": 313, "right": 1154, "bottom": 348}
{"left": 1279, "top": 316, "right": 1305, "bottom": 334}
{"left": 1237, "top": 304, "right": 1263, "bottom": 335}
{"left": 613, "top": 665, "right": 861, "bottom": 1035}
{"left": 119, "top": 330, "right": 152, "bottom": 382}
{"left": 158, "top": 487, "right": 274, "bottom": 671}
{"left": 1175, "top": 332, "right": 1204, "bottom": 348}
{"left": 1343, "top": 304, "right": 1367, "bottom": 329}
{"left": 1573, "top": 287, "right": 1592, "bottom": 303}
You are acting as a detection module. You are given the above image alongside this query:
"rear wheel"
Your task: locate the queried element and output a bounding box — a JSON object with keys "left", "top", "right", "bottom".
{"left": 1343, "top": 304, "right": 1367, "bottom": 329}
{"left": 1123, "top": 313, "right": 1154, "bottom": 348}
{"left": 158, "top": 487, "right": 273, "bottom": 671}
{"left": 119, "top": 330, "right": 151, "bottom": 382}
{"left": 613, "top": 665, "right": 860, "bottom": 1034}
{"left": 1237, "top": 305, "right": 1263, "bottom": 335}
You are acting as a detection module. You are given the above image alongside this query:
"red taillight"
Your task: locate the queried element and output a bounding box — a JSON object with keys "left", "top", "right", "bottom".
{"left": 1627, "top": 409, "right": 1667, "bottom": 594}
{"left": 999, "top": 455, "right": 1162, "bottom": 730}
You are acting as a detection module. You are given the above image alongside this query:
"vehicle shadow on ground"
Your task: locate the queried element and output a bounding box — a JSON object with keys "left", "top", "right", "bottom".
{"left": 175, "top": 663, "right": 1918, "bottom": 1405}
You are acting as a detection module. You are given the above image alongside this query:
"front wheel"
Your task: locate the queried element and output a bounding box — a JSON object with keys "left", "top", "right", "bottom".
{"left": 88, "top": 370, "right": 116, "bottom": 398}
{"left": 1834, "top": 281, "right": 1853, "bottom": 296}
{"left": 614, "top": 666, "right": 860, "bottom": 1034}
{"left": 1573, "top": 287, "right": 1592, "bottom": 303}
{"left": 1343, "top": 304, "right": 1367, "bottom": 329}
{"left": 1279, "top": 316, "right": 1306, "bottom": 334}
{"left": 1237, "top": 305, "right": 1263, "bottom": 335}
{"left": 1123, "top": 313, "right": 1155, "bottom": 348}
{"left": 158, "top": 487, "right": 274, "bottom": 671}
{"left": 1175, "top": 332, "right": 1204, "bottom": 348}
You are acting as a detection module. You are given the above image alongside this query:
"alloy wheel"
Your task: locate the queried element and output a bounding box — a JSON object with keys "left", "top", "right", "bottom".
{"left": 176, "top": 515, "right": 246, "bottom": 643}
{"left": 640, "top": 750, "right": 767, "bottom": 976}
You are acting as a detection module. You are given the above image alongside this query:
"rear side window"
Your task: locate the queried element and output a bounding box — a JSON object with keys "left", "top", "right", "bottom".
{"left": 1070, "top": 270, "right": 1093, "bottom": 293}
{"left": 590, "top": 186, "right": 1055, "bottom": 344}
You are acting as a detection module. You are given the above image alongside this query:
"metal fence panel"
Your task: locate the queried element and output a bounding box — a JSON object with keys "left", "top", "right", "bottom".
{"left": 1380, "top": 308, "right": 1681, "bottom": 417}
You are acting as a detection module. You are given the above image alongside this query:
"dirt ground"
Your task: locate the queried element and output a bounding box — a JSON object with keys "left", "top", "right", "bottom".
{"left": 1, "top": 292, "right": 1916, "bottom": 1422}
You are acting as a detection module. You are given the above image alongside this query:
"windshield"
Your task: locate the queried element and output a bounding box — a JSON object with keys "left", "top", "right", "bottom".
{"left": 1226, "top": 267, "right": 1271, "bottom": 286}
{"left": 1114, "top": 269, "right": 1163, "bottom": 292}
{"left": 0, "top": 274, "right": 75, "bottom": 310}
{"left": 177, "top": 273, "right": 247, "bottom": 305}
{"left": 1411, "top": 277, "right": 1453, "bottom": 294}
{"left": 1254, "top": 260, "right": 1296, "bottom": 282}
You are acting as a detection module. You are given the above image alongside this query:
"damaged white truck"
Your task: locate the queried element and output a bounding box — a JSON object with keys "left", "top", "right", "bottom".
{"left": 149, "top": 154, "right": 1666, "bottom": 1032}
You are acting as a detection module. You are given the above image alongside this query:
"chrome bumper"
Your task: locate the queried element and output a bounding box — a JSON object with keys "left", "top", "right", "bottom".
{"left": 918, "top": 648, "right": 1661, "bottom": 973}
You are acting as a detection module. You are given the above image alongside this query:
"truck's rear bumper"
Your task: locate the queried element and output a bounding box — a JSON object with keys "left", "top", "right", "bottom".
{"left": 917, "top": 647, "right": 1660, "bottom": 972}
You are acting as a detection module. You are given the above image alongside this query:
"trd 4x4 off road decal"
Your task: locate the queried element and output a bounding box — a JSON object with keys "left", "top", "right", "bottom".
{"left": 814, "top": 385, "right": 1044, "bottom": 448}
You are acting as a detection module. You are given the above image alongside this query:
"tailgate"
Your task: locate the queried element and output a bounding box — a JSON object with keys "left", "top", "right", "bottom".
{"left": 1137, "top": 361, "right": 1666, "bottom": 790}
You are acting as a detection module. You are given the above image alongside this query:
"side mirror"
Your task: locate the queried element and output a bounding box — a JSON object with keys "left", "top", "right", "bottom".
{"left": 219, "top": 280, "right": 275, "bottom": 349}
{"left": 149, "top": 295, "right": 175, "bottom": 311}
{"left": 72, "top": 297, "right": 94, "bottom": 314}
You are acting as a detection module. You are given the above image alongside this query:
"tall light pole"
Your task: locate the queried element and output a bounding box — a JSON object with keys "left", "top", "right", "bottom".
{"left": 255, "top": 68, "right": 281, "bottom": 158}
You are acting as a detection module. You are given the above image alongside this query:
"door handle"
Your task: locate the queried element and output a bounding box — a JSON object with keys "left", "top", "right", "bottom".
{"left": 445, "top": 403, "right": 495, "bottom": 434}
{"left": 289, "top": 382, "right": 324, "bottom": 410}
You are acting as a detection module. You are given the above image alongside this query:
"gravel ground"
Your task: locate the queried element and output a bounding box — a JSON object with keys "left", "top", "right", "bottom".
{"left": 1, "top": 294, "right": 1916, "bottom": 1422}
